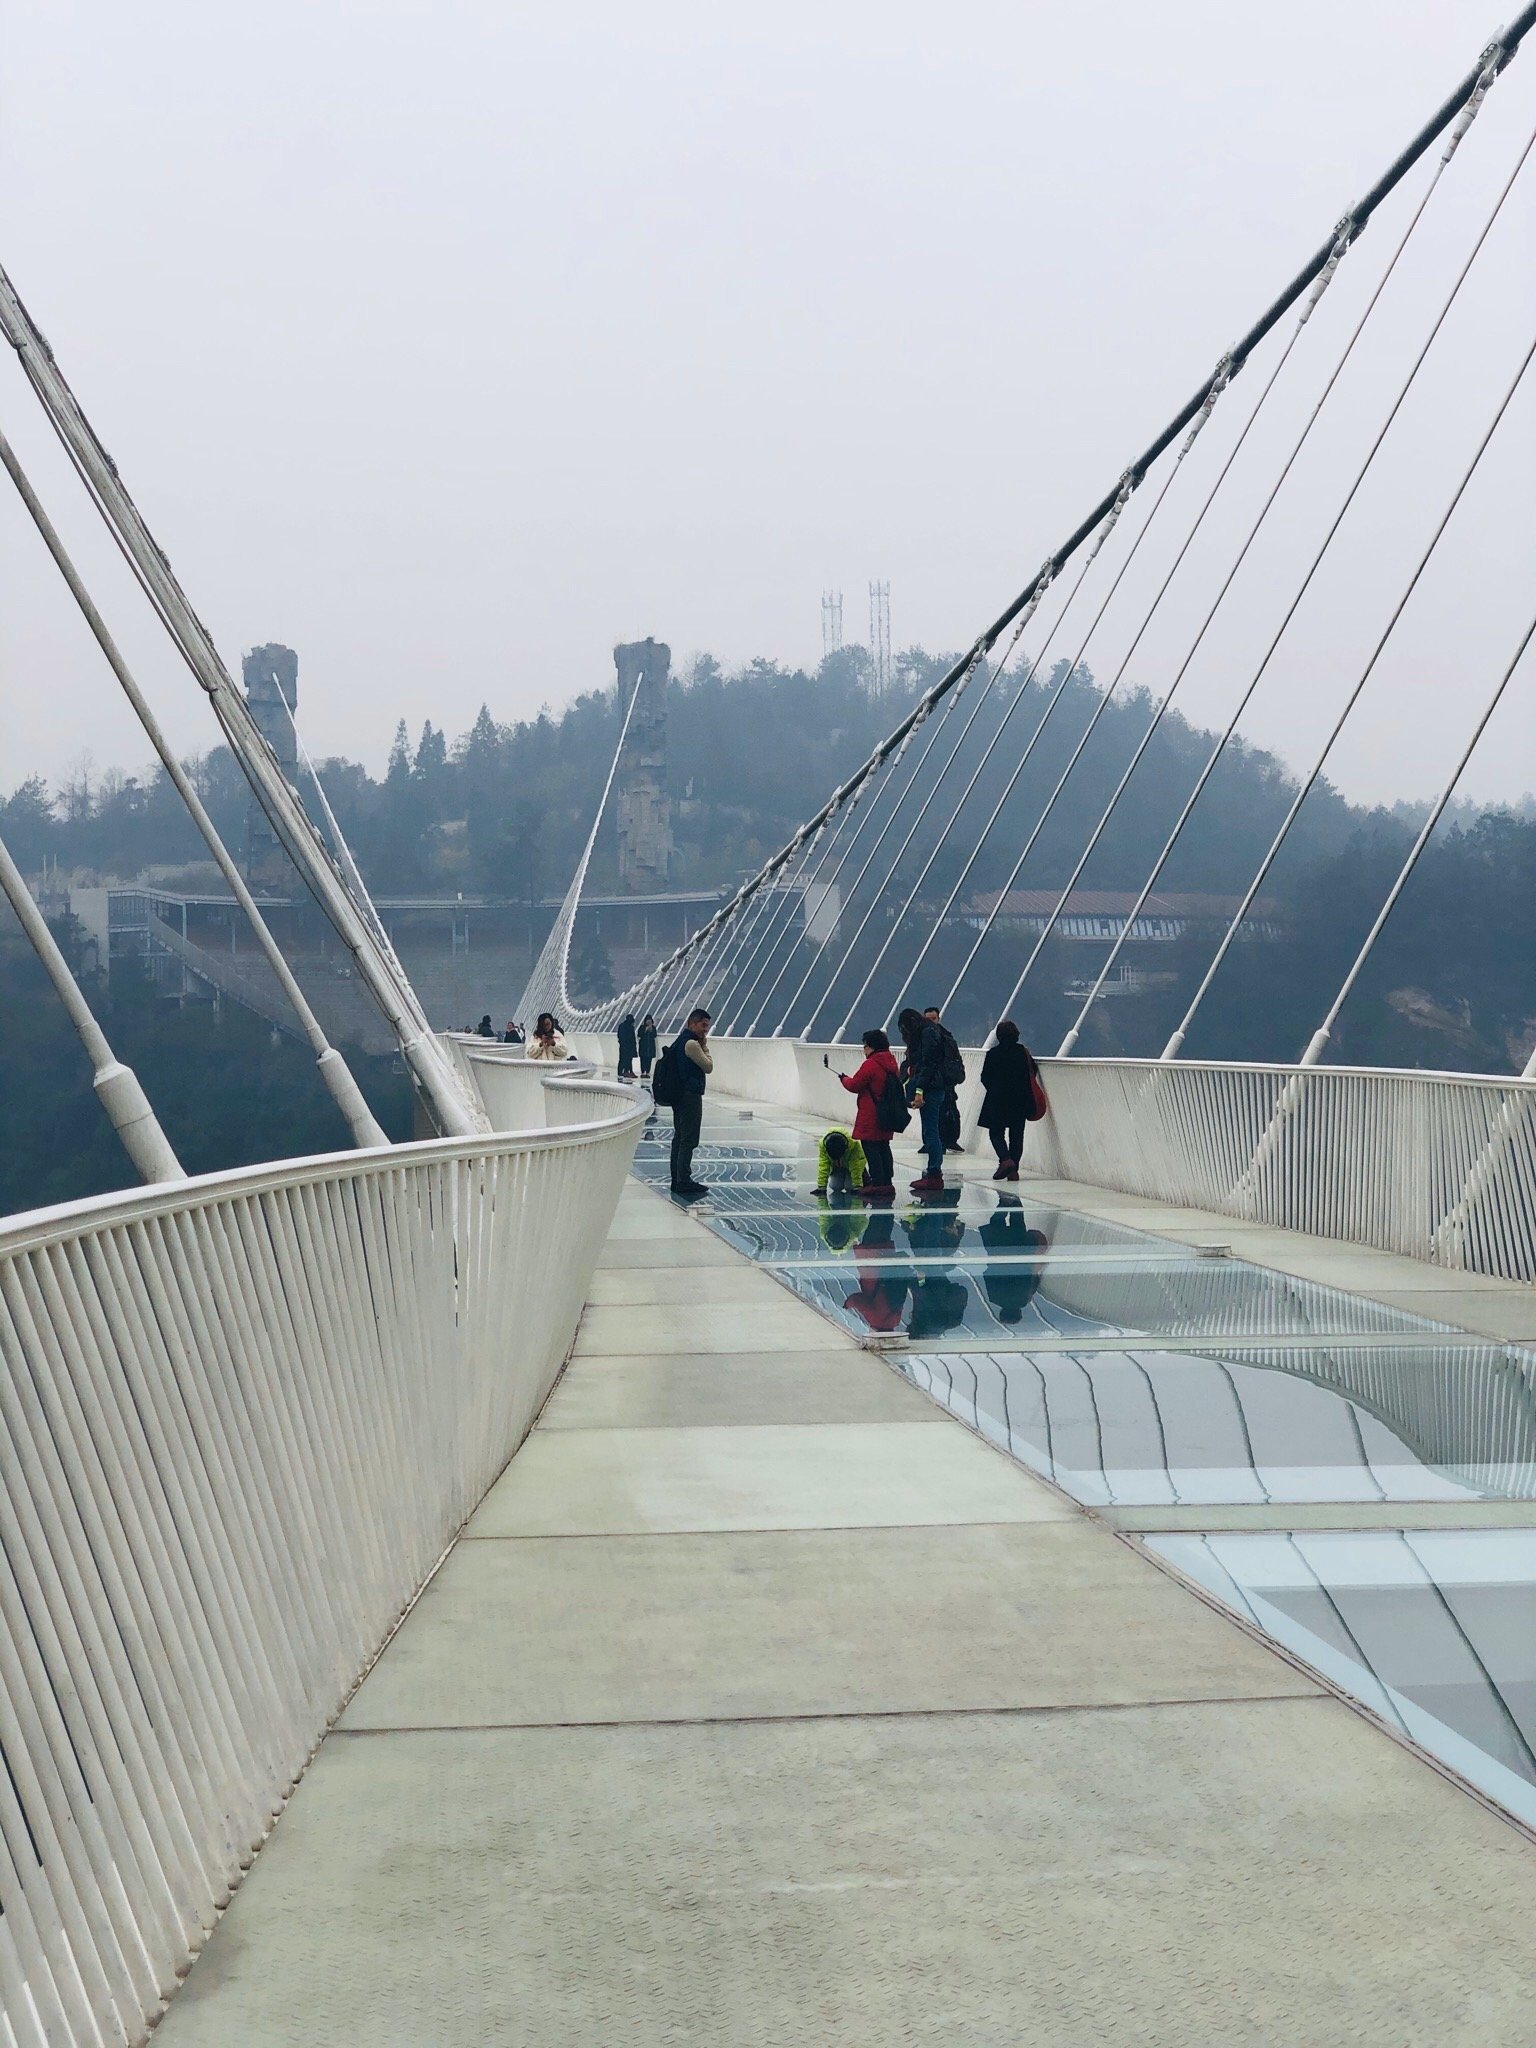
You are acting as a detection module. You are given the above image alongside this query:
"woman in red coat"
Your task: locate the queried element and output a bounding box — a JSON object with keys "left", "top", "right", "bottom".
{"left": 838, "top": 1028, "right": 900, "bottom": 1195}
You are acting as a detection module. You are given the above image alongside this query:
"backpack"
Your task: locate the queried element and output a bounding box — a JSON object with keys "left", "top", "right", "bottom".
{"left": 938, "top": 1026, "right": 966, "bottom": 1089}
{"left": 650, "top": 1039, "right": 682, "bottom": 1106}
{"left": 876, "top": 1067, "right": 911, "bottom": 1134}
{"left": 941, "top": 1093, "right": 962, "bottom": 1149}
{"left": 1025, "top": 1059, "right": 1050, "bottom": 1123}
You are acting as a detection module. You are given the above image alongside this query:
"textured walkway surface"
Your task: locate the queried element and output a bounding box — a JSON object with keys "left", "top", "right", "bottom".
{"left": 157, "top": 1148, "right": 1536, "bottom": 2045}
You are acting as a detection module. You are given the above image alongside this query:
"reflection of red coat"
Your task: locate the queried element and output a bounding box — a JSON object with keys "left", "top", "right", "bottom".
{"left": 843, "top": 1273, "right": 907, "bottom": 1331}
{"left": 840, "top": 1049, "right": 900, "bottom": 1141}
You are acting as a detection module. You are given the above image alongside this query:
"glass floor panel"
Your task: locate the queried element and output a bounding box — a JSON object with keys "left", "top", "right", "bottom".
{"left": 1150, "top": 1531, "right": 1536, "bottom": 1830}
{"left": 634, "top": 1112, "right": 1473, "bottom": 1346}
{"left": 769, "top": 1260, "right": 1459, "bottom": 1345}
{"left": 899, "top": 1343, "right": 1536, "bottom": 1505}
{"left": 627, "top": 1101, "right": 1536, "bottom": 1830}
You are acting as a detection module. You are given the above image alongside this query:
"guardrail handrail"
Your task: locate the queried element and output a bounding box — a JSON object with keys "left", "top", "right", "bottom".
{"left": 0, "top": 1076, "right": 644, "bottom": 2047}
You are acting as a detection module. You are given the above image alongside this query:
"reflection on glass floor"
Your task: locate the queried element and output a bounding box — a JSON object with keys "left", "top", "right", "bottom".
{"left": 900, "top": 1344, "right": 1536, "bottom": 1505}
{"left": 637, "top": 1125, "right": 1465, "bottom": 1347}
{"left": 1151, "top": 1531, "right": 1536, "bottom": 1830}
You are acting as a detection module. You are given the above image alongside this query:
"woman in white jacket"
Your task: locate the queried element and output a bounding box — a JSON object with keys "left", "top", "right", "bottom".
{"left": 528, "top": 1012, "right": 569, "bottom": 1060}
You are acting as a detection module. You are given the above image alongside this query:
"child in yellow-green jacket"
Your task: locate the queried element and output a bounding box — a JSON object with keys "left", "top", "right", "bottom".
{"left": 816, "top": 1128, "right": 867, "bottom": 1197}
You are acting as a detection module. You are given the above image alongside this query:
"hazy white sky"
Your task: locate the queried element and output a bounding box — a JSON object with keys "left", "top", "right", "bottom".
{"left": 2, "top": 0, "right": 1532, "bottom": 804}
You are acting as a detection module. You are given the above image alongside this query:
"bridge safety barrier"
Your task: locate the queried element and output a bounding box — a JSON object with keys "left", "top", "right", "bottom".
{"left": 0, "top": 1065, "right": 645, "bottom": 2047}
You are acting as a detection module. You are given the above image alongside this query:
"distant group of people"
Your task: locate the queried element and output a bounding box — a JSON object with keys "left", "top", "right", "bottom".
{"left": 614, "top": 1013, "right": 659, "bottom": 1080}
{"left": 826, "top": 1005, "right": 1043, "bottom": 1198}
{"left": 468, "top": 1013, "right": 572, "bottom": 1057}
{"left": 630, "top": 997, "right": 1046, "bottom": 1205}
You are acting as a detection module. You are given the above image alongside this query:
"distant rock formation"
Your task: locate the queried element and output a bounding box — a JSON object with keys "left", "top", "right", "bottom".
{"left": 614, "top": 638, "right": 673, "bottom": 893}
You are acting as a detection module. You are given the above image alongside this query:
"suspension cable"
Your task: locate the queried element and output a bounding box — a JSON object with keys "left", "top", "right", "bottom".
{"left": 725, "top": 811, "right": 851, "bottom": 1027}
{"left": 793, "top": 614, "right": 1091, "bottom": 1042}
{"left": 1302, "top": 610, "right": 1536, "bottom": 1065}
{"left": 827, "top": 450, "right": 1195, "bottom": 1040}
{"left": 764, "top": 639, "right": 1005, "bottom": 1036}
{"left": 901, "top": 322, "right": 1323, "bottom": 1030}
{"left": 520, "top": 12, "right": 1535, "bottom": 1036}
{"left": 0, "top": 424, "right": 391, "bottom": 1150}
{"left": 709, "top": 790, "right": 862, "bottom": 1023}
{"left": 1050, "top": 80, "right": 1522, "bottom": 1056}
{"left": 0, "top": 271, "right": 482, "bottom": 1136}
{"left": 730, "top": 718, "right": 944, "bottom": 1029}
{"left": 0, "top": 826, "right": 185, "bottom": 1183}
{"left": 991, "top": 208, "right": 1454, "bottom": 1035}
{"left": 1169, "top": 310, "right": 1536, "bottom": 1060}
{"left": 523, "top": 666, "right": 647, "bottom": 1020}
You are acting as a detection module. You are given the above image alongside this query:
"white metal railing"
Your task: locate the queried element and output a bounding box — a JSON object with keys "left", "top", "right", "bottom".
{"left": 611, "top": 1034, "right": 1536, "bottom": 1284}
{"left": 0, "top": 1072, "right": 644, "bottom": 2048}
{"left": 1031, "top": 1058, "right": 1536, "bottom": 1282}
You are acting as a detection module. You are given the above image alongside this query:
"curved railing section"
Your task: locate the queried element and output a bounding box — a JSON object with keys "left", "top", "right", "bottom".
{"left": 0, "top": 1065, "right": 645, "bottom": 2048}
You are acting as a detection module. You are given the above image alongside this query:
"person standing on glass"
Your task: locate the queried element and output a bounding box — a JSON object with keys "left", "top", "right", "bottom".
{"left": 836, "top": 1026, "right": 901, "bottom": 1197}
{"left": 897, "top": 1007, "right": 953, "bottom": 1194}
{"left": 638, "top": 1014, "right": 658, "bottom": 1079}
{"left": 665, "top": 1007, "right": 713, "bottom": 1196}
{"left": 978, "top": 1019, "right": 1042, "bottom": 1181}
{"left": 616, "top": 1012, "right": 638, "bottom": 1079}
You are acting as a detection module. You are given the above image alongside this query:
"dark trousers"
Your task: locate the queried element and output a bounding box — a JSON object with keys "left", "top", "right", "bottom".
{"left": 918, "top": 1091, "right": 948, "bottom": 1174}
{"left": 863, "top": 1139, "right": 893, "bottom": 1187}
{"left": 640, "top": 1055, "right": 653, "bottom": 1078}
{"left": 670, "top": 1092, "right": 703, "bottom": 1188}
{"left": 988, "top": 1121, "right": 1025, "bottom": 1164}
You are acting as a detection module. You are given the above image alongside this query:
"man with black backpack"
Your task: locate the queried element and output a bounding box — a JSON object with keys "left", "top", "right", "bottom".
{"left": 650, "top": 1006, "right": 713, "bottom": 1196}
{"left": 925, "top": 1005, "right": 966, "bottom": 1155}
{"left": 898, "top": 1007, "right": 965, "bottom": 1194}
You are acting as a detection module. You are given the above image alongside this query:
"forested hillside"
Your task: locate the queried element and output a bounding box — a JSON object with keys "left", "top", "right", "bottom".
{"left": 4, "top": 641, "right": 1535, "bottom": 1096}
{"left": 0, "top": 918, "right": 411, "bottom": 1214}
{"left": 1, "top": 640, "right": 1356, "bottom": 900}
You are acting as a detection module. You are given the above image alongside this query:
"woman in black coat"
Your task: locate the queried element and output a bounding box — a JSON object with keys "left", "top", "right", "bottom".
{"left": 978, "top": 1019, "right": 1042, "bottom": 1181}
{"left": 616, "top": 1013, "right": 638, "bottom": 1078}
{"left": 638, "top": 1015, "right": 658, "bottom": 1078}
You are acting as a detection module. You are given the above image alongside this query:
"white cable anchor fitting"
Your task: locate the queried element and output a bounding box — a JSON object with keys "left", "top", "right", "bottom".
{"left": 1444, "top": 44, "right": 1505, "bottom": 162}
{"left": 1089, "top": 476, "right": 1137, "bottom": 559}
{"left": 1178, "top": 355, "right": 1234, "bottom": 453}
{"left": 1298, "top": 221, "right": 1356, "bottom": 325}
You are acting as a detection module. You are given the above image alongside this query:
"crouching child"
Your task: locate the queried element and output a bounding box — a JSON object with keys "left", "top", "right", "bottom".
{"left": 816, "top": 1128, "right": 867, "bottom": 1199}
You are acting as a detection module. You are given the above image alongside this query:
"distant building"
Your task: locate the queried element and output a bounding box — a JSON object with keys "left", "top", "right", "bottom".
{"left": 964, "top": 888, "right": 1283, "bottom": 944}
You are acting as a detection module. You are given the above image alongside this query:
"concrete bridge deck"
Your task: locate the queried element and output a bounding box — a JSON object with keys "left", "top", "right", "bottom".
{"left": 155, "top": 1095, "right": 1536, "bottom": 2045}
